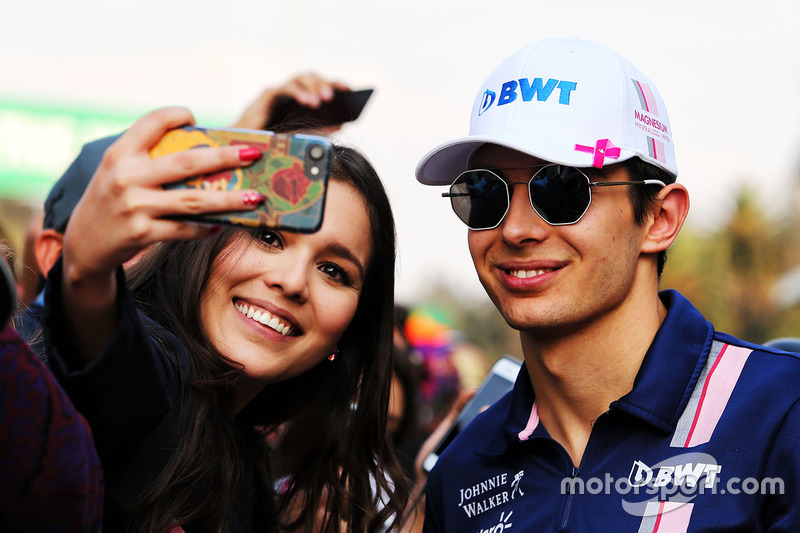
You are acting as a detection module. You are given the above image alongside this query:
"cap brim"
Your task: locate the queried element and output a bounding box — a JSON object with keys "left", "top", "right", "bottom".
{"left": 415, "top": 130, "right": 641, "bottom": 186}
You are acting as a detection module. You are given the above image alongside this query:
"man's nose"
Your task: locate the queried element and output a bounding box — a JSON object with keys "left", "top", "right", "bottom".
{"left": 499, "top": 182, "right": 550, "bottom": 245}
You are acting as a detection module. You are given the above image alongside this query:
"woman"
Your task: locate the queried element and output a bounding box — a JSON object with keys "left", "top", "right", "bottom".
{"left": 43, "top": 107, "right": 408, "bottom": 531}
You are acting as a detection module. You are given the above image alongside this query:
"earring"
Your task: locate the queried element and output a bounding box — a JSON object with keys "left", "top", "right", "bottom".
{"left": 328, "top": 348, "right": 339, "bottom": 362}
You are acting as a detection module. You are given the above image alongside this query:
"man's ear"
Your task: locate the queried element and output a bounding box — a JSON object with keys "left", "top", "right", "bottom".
{"left": 34, "top": 229, "right": 65, "bottom": 278}
{"left": 641, "top": 183, "right": 690, "bottom": 254}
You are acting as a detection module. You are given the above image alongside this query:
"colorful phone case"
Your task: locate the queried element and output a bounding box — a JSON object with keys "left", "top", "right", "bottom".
{"left": 149, "top": 125, "right": 331, "bottom": 232}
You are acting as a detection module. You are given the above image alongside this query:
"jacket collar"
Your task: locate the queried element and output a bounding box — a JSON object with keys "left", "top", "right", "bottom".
{"left": 612, "top": 290, "right": 715, "bottom": 433}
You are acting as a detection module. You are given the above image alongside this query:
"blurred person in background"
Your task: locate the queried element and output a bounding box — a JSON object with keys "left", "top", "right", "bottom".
{"left": 0, "top": 213, "right": 42, "bottom": 309}
{"left": 0, "top": 223, "right": 15, "bottom": 297}
{"left": 388, "top": 305, "right": 423, "bottom": 478}
{"left": 16, "top": 211, "right": 44, "bottom": 308}
{"left": 15, "top": 135, "right": 119, "bottom": 362}
{"left": 1, "top": 234, "right": 16, "bottom": 319}
{"left": 403, "top": 306, "right": 462, "bottom": 436}
{"left": 0, "top": 238, "right": 104, "bottom": 532}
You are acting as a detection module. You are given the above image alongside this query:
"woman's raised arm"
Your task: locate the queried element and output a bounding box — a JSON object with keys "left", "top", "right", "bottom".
{"left": 60, "top": 106, "right": 263, "bottom": 364}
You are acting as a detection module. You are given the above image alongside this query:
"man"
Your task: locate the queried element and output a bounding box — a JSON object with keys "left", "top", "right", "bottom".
{"left": 15, "top": 135, "right": 118, "bottom": 361}
{"left": 416, "top": 37, "right": 799, "bottom": 531}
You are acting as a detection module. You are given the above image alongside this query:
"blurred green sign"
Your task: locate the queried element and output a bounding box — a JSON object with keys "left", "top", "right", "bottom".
{"left": 0, "top": 100, "right": 140, "bottom": 203}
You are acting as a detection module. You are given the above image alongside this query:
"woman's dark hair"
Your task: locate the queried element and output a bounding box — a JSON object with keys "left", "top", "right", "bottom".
{"left": 623, "top": 157, "right": 677, "bottom": 277}
{"left": 125, "top": 145, "right": 408, "bottom": 532}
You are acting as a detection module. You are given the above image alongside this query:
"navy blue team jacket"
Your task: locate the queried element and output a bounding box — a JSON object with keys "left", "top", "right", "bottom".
{"left": 423, "top": 290, "right": 800, "bottom": 532}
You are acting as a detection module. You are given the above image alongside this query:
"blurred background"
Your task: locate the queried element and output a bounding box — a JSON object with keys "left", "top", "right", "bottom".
{"left": 2, "top": 0, "right": 799, "bottom": 362}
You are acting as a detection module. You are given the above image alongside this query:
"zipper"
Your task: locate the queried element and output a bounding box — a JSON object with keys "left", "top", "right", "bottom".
{"left": 558, "top": 409, "right": 610, "bottom": 531}
{"left": 560, "top": 465, "right": 580, "bottom": 530}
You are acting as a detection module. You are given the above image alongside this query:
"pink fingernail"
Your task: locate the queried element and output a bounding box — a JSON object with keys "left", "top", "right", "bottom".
{"left": 238, "top": 148, "right": 261, "bottom": 161}
{"left": 242, "top": 191, "right": 265, "bottom": 206}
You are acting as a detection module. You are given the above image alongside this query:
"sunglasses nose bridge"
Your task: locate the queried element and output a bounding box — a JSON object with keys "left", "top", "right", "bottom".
{"left": 504, "top": 179, "right": 549, "bottom": 227}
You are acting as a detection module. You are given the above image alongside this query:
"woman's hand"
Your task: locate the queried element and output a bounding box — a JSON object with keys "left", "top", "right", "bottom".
{"left": 65, "top": 106, "right": 263, "bottom": 280}
{"left": 61, "top": 106, "right": 264, "bottom": 362}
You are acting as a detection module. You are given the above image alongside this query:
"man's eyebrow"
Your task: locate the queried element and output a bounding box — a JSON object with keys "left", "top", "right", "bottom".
{"left": 475, "top": 163, "right": 610, "bottom": 179}
{"left": 580, "top": 167, "right": 610, "bottom": 179}
{"left": 483, "top": 164, "right": 551, "bottom": 171}
{"left": 469, "top": 164, "right": 551, "bottom": 172}
{"left": 328, "top": 243, "right": 366, "bottom": 280}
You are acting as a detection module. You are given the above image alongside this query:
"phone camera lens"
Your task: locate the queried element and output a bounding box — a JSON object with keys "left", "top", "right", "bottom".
{"left": 308, "top": 145, "right": 324, "bottom": 161}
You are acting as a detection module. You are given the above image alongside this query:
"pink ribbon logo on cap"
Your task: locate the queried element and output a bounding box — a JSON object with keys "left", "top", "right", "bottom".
{"left": 574, "top": 138, "right": 621, "bottom": 168}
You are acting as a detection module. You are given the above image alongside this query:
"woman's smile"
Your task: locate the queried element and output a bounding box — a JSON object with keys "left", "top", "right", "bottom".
{"left": 234, "top": 298, "right": 298, "bottom": 337}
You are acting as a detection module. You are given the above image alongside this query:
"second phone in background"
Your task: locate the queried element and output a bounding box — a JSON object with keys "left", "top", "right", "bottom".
{"left": 422, "top": 355, "right": 522, "bottom": 473}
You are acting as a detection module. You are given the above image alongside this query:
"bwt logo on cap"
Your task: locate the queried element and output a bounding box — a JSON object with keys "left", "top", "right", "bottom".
{"left": 478, "top": 77, "right": 578, "bottom": 116}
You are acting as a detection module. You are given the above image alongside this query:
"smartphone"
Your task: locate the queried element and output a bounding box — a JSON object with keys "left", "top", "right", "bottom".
{"left": 149, "top": 125, "right": 332, "bottom": 232}
{"left": 422, "top": 356, "right": 522, "bottom": 473}
{"left": 264, "top": 88, "right": 373, "bottom": 132}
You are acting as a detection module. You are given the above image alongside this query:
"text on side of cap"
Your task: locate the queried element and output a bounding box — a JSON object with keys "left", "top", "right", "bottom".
{"left": 631, "top": 79, "right": 671, "bottom": 162}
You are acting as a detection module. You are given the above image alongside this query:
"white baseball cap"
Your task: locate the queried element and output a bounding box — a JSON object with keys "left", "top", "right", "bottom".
{"left": 416, "top": 37, "right": 677, "bottom": 185}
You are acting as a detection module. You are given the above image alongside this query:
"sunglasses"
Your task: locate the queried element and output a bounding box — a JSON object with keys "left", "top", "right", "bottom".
{"left": 443, "top": 164, "right": 666, "bottom": 230}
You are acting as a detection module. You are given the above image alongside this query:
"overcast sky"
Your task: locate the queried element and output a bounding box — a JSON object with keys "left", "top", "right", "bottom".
{"left": 2, "top": 0, "right": 799, "bottom": 303}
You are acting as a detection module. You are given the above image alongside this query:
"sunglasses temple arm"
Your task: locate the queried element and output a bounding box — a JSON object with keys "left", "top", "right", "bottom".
{"left": 588, "top": 179, "right": 666, "bottom": 188}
